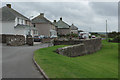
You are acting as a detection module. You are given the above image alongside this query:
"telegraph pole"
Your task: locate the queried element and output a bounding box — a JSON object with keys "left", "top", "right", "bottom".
{"left": 106, "top": 20, "right": 108, "bottom": 41}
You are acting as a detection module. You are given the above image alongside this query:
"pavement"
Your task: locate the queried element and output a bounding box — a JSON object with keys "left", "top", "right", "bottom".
{"left": 2, "top": 43, "right": 49, "bottom": 78}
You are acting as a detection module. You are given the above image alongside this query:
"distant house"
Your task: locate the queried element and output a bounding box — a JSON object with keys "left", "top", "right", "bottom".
{"left": 70, "top": 24, "right": 78, "bottom": 34}
{"left": 0, "top": 4, "right": 38, "bottom": 37}
{"left": 32, "top": 13, "right": 57, "bottom": 38}
{"left": 53, "top": 17, "right": 71, "bottom": 36}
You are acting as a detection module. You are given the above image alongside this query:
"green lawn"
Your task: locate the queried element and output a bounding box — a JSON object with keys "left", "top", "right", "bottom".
{"left": 34, "top": 40, "right": 118, "bottom": 78}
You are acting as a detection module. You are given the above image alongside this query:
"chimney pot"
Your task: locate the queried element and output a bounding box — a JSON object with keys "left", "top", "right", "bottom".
{"left": 60, "top": 17, "right": 62, "bottom": 20}
{"left": 40, "top": 13, "right": 44, "bottom": 17}
{"left": 6, "top": 4, "right": 11, "bottom": 8}
{"left": 54, "top": 20, "right": 56, "bottom": 22}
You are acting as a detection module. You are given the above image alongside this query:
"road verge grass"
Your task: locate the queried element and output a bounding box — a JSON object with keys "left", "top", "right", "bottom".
{"left": 34, "top": 40, "right": 118, "bottom": 78}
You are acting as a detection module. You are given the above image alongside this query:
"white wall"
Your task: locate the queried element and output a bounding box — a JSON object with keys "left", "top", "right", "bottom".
{"left": 15, "top": 17, "right": 26, "bottom": 26}
{"left": 15, "top": 18, "right": 17, "bottom": 26}
{"left": 2, "top": 21, "right": 15, "bottom": 34}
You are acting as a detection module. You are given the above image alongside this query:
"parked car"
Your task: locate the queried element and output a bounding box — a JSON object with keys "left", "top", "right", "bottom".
{"left": 34, "top": 36, "right": 41, "bottom": 42}
{"left": 79, "top": 32, "right": 89, "bottom": 39}
{"left": 91, "top": 35, "right": 96, "bottom": 38}
{"left": 39, "top": 35, "right": 45, "bottom": 39}
{"left": 50, "top": 35, "right": 57, "bottom": 38}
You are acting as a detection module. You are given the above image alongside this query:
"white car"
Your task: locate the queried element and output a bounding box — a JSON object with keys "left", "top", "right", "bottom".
{"left": 91, "top": 35, "right": 96, "bottom": 38}
{"left": 39, "top": 35, "right": 45, "bottom": 39}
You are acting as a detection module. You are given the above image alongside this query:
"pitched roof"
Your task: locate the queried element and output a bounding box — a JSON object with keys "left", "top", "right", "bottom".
{"left": 70, "top": 24, "right": 78, "bottom": 30}
{"left": 32, "top": 14, "right": 52, "bottom": 24}
{"left": 1, "top": 6, "right": 29, "bottom": 21}
{"left": 55, "top": 19, "right": 70, "bottom": 29}
{"left": 53, "top": 21, "right": 58, "bottom": 27}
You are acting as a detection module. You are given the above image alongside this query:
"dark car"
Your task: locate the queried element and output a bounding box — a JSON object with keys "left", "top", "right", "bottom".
{"left": 34, "top": 36, "right": 41, "bottom": 42}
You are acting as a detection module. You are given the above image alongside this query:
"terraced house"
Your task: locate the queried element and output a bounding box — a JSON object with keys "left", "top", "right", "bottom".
{"left": 32, "top": 13, "right": 57, "bottom": 38}
{"left": 0, "top": 4, "right": 38, "bottom": 37}
{"left": 53, "top": 17, "right": 71, "bottom": 36}
{"left": 70, "top": 24, "right": 78, "bottom": 34}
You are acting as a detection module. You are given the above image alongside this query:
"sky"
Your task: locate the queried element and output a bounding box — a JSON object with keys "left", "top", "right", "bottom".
{"left": 1, "top": 2, "right": 118, "bottom": 32}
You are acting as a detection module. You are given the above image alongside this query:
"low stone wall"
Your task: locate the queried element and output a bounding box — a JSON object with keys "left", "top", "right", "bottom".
{"left": 56, "top": 38, "right": 102, "bottom": 57}
{"left": 54, "top": 39, "right": 82, "bottom": 45}
{"left": 0, "top": 34, "right": 15, "bottom": 43}
{"left": 41, "top": 38, "right": 53, "bottom": 43}
{"left": 6, "top": 35, "right": 25, "bottom": 46}
{"left": 26, "top": 35, "right": 33, "bottom": 46}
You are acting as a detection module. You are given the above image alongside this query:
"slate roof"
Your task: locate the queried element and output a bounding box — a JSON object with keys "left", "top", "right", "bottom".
{"left": 1, "top": 6, "right": 29, "bottom": 21}
{"left": 53, "top": 21, "right": 58, "bottom": 27}
{"left": 14, "top": 24, "right": 37, "bottom": 30}
{"left": 32, "top": 14, "right": 52, "bottom": 24}
{"left": 55, "top": 19, "right": 70, "bottom": 29}
{"left": 70, "top": 24, "right": 78, "bottom": 30}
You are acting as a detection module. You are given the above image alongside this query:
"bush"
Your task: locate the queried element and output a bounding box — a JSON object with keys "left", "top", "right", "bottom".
{"left": 112, "top": 35, "right": 120, "bottom": 43}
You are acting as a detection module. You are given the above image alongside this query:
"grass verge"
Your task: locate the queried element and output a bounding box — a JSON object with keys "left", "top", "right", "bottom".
{"left": 34, "top": 40, "right": 118, "bottom": 78}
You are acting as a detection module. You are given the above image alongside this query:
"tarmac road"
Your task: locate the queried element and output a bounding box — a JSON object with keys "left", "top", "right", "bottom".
{"left": 2, "top": 43, "right": 49, "bottom": 78}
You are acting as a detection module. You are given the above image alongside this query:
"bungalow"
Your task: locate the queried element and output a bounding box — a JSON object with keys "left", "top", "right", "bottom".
{"left": 32, "top": 13, "right": 57, "bottom": 38}
{"left": 70, "top": 24, "right": 78, "bottom": 34}
{"left": 53, "top": 17, "right": 71, "bottom": 36}
{"left": 0, "top": 4, "right": 38, "bottom": 37}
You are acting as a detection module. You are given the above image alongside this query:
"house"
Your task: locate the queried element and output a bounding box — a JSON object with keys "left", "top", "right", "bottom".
{"left": 53, "top": 17, "right": 71, "bottom": 36}
{"left": 0, "top": 4, "right": 38, "bottom": 37}
{"left": 70, "top": 24, "right": 78, "bottom": 34}
{"left": 32, "top": 13, "right": 57, "bottom": 38}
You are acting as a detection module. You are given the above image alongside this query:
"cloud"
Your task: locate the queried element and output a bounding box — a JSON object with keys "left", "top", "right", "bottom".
{"left": 89, "top": 2, "right": 118, "bottom": 17}
{"left": 1, "top": 2, "right": 118, "bottom": 32}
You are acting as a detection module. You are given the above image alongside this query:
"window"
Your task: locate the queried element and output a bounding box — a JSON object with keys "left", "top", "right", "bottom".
{"left": 21, "top": 19, "right": 23, "bottom": 24}
{"left": 25, "top": 20, "right": 27, "bottom": 25}
{"left": 33, "top": 24, "right": 36, "bottom": 27}
{"left": 33, "top": 30, "right": 37, "bottom": 34}
{"left": 17, "top": 18, "right": 19, "bottom": 24}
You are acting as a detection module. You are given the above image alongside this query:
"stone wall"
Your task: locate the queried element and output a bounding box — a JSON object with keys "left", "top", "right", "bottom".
{"left": 0, "top": 34, "right": 15, "bottom": 43}
{"left": 41, "top": 38, "right": 53, "bottom": 43}
{"left": 26, "top": 35, "right": 33, "bottom": 46}
{"left": 6, "top": 35, "right": 25, "bottom": 46}
{"left": 56, "top": 38, "right": 102, "bottom": 57}
{"left": 54, "top": 39, "right": 83, "bottom": 45}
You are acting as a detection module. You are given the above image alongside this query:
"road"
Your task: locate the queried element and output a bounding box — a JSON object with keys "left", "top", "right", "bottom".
{"left": 2, "top": 43, "right": 49, "bottom": 78}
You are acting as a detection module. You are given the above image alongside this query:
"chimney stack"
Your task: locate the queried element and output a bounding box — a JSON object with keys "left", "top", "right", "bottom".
{"left": 6, "top": 4, "right": 11, "bottom": 8}
{"left": 60, "top": 17, "right": 62, "bottom": 21}
{"left": 40, "top": 13, "right": 44, "bottom": 17}
{"left": 54, "top": 20, "right": 56, "bottom": 22}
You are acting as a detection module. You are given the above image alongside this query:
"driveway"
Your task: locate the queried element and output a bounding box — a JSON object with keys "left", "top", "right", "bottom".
{"left": 2, "top": 43, "right": 49, "bottom": 78}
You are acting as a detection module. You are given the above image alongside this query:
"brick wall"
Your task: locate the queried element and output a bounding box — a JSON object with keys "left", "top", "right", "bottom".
{"left": 56, "top": 38, "right": 102, "bottom": 57}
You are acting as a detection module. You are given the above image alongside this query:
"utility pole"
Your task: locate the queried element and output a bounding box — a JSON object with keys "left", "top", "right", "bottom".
{"left": 106, "top": 20, "right": 108, "bottom": 41}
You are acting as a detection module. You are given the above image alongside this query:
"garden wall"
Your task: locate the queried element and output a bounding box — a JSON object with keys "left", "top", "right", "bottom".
{"left": 0, "top": 34, "right": 15, "bottom": 43}
{"left": 0, "top": 34, "right": 25, "bottom": 45}
{"left": 54, "top": 39, "right": 83, "bottom": 45}
{"left": 56, "top": 38, "right": 102, "bottom": 57}
{"left": 5, "top": 35, "right": 25, "bottom": 46}
{"left": 41, "top": 38, "right": 53, "bottom": 43}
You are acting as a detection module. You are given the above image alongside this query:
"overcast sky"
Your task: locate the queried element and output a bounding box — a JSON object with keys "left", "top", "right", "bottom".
{"left": 2, "top": 2, "right": 118, "bottom": 32}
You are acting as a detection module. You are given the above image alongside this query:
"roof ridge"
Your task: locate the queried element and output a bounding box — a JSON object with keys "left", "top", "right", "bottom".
{"left": 32, "top": 14, "right": 52, "bottom": 24}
